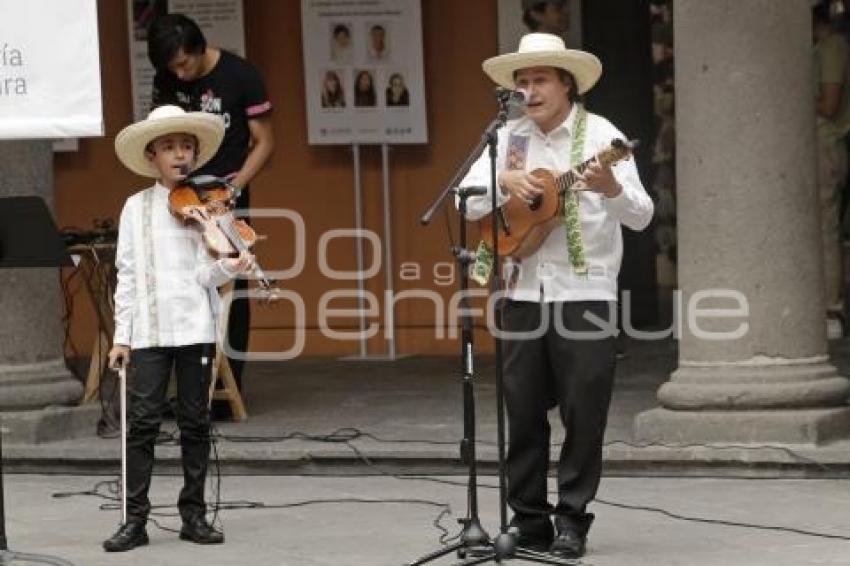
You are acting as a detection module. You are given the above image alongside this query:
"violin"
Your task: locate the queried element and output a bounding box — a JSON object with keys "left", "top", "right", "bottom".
{"left": 168, "top": 175, "right": 277, "bottom": 297}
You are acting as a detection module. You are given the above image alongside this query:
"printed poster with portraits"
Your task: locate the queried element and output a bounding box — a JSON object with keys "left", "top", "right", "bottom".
{"left": 301, "top": 0, "right": 428, "bottom": 145}
{"left": 127, "top": 0, "right": 246, "bottom": 121}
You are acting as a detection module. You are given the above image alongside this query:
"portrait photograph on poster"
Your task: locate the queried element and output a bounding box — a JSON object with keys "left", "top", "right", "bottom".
{"left": 353, "top": 69, "right": 377, "bottom": 108}
{"left": 320, "top": 69, "right": 347, "bottom": 109}
{"left": 366, "top": 22, "right": 389, "bottom": 62}
{"left": 329, "top": 22, "right": 353, "bottom": 63}
{"left": 385, "top": 71, "right": 409, "bottom": 107}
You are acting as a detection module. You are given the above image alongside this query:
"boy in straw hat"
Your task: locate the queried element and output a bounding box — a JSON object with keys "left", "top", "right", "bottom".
{"left": 103, "top": 105, "right": 254, "bottom": 552}
{"left": 458, "top": 33, "right": 653, "bottom": 558}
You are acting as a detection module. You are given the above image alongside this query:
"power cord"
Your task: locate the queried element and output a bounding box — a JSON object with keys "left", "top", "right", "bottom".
{"left": 221, "top": 427, "right": 850, "bottom": 543}
{"left": 51, "top": 427, "right": 850, "bottom": 546}
{"left": 51, "top": 426, "right": 458, "bottom": 544}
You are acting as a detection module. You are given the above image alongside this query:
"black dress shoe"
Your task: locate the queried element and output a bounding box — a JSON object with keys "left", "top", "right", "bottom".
{"left": 510, "top": 515, "right": 554, "bottom": 553}
{"left": 549, "top": 528, "right": 586, "bottom": 558}
{"left": 103, "top": 521, "right": 149, "bottom": 552}
{"left": 180, "top": 516, "right": 224, "bottom": 544}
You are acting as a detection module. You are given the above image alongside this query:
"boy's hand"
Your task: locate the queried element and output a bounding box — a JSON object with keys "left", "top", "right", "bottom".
{"left": 108, "top": 345, "right": 130, "bottom": 370}
{"left": 223, "top": 251, "right": 255, "bottom": 275}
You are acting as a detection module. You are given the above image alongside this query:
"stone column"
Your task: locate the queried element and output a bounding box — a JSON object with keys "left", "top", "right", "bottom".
{"left": 634, "top": 0, "right": 850, "bottom": 444}
{"left": 0, "top": 141, "right": 93, "bottom": 443}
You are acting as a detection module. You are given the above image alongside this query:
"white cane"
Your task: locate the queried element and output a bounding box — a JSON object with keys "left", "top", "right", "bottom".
{"left": 118, "top": 365, "right": 128, "bottom": 526}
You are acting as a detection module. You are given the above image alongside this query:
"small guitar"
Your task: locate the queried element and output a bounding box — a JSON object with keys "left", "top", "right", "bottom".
{"left": 479, "top": 138, "right": 637, "bottom": 258}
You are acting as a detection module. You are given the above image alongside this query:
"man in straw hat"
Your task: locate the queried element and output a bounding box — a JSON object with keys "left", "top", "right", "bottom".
{"left": 459, "top": 33, "right": 653, "bottom": 558}
{"left": 103, "top": 105, "right": 254, "bottom": 552}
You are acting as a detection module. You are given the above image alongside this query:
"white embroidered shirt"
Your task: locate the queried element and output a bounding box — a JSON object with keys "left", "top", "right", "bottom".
{"left": 113, "top": 182, "right": 235, "bottom": 348}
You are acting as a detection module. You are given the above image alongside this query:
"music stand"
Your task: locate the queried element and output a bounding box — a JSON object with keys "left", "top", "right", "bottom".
{"left": 0, "top": 196, "right": 74, "bottom": 564}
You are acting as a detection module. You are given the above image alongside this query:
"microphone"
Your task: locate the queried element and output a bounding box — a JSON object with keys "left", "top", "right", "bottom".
{"left": 495, "top": 86, "right": 530, "bottom": 106}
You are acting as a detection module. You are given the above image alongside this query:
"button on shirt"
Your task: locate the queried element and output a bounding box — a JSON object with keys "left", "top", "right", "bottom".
{"left": 113, "top": 183, "right": 236, "bottom": 349}
{"left": 459, "top": 104, "right": 654, "bottom": 303}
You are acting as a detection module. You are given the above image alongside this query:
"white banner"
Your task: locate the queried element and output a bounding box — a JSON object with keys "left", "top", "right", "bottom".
{"left": 0, "top": 0, "right": 103, "bottom": 139}
{"left": 301, "top": 0, "right": 428, "bottom": 145}
{"left": 127, "top": 0, "right": 245, "bottom": 121}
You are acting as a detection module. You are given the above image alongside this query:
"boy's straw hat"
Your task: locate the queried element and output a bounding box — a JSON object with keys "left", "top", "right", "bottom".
{"left": 115, "top": 105, "right": 224, "bottom": 178}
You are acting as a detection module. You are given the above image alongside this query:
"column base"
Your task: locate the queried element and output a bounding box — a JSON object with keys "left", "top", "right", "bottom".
{"left": 634, "top": 406, "right": 850, "bottom": 445}
{"left": 1, "top": 404, "right": 100, "bottom": 444}
{"left": 0, "top": 359, "right": 83, "bottom": 410}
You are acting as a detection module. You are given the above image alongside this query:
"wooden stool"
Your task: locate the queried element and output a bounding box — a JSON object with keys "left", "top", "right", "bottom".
{"left": 68, "top": 243, "right": 117, "bottom": 403}
{"left": 208, "top": 280, "right": 248, "bottom": 421}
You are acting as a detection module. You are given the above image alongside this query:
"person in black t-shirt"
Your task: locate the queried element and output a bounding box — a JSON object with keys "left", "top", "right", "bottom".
{"left": 147, "top": 13, "right": 274, "bottom": 412}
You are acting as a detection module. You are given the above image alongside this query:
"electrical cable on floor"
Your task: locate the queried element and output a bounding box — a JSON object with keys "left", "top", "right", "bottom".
{"left": 316, "top": 430, "right": 836, "bottom": 472}
{"left": 592, "top": 497, "right": 850, "bottom": 542}
{"left": 50, "top": 426, "right": 850, "bottom": 546}
{"left": 229, "top": 427, "right": 850, "bottom": 544}
{"left": 51, "top": 425, "right": 459, "bottom": 544}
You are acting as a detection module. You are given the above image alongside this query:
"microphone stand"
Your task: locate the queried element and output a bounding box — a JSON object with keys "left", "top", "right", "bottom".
{"left": 410, "top": 92, "right": 574, "bottom": 565}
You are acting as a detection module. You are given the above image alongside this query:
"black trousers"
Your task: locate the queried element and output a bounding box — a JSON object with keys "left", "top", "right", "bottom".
{"left": 501, "top": 300, "right": 616, "bottom": 536}
{"left": 126, "top": 343, "right": 214, "bottom": 524}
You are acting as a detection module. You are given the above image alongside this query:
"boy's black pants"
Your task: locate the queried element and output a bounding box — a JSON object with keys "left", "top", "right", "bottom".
{"left": 125, "top": 343, "right": 213, "bottom": 524}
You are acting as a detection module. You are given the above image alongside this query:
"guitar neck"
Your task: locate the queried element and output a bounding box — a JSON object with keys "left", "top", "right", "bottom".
{"left": 554, "top": 158, "right": 593, "bottom": 195}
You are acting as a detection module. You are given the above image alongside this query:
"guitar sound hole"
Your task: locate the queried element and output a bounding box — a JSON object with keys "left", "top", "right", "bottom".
{"left": 529, "top": 195, "right": 543, "bottom": 211}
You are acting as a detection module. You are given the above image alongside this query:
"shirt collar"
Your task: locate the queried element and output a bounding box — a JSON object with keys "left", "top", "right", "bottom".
{"left": 511, "top": 102, "right": 580, "bottom": 138}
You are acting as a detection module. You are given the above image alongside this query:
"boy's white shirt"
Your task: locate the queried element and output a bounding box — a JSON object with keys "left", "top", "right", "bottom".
{"left": 113, "top": 182, "right": 236, "bottom": 349}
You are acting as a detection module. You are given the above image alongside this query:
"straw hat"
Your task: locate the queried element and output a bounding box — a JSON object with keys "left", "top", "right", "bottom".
{"left": 115, "top": 105, "right": 225, "bottom": 178}
{"left": 482, "top": 33, "right": 602, "bottom": 94}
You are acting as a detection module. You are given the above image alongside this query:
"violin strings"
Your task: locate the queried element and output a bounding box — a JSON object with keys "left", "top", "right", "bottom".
{"left": 218, "top": 214, "right": 270, "bottom": 289}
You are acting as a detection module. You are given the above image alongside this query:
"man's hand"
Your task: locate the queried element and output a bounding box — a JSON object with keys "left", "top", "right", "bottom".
{"left": 578, "top": 161, "right": 622, "bottom": 198}
{"left": 108, "top": 345, "right": 130, "bottom": 371}
{"left": 499, "top": 170, "right": 546, "bottom": 204}
{"left": 223, "top": 251, "right": 255, "bottom": 275}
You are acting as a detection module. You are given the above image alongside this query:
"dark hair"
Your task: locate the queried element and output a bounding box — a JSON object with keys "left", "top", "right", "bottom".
{"left": 144, "top": 133, "right": 199, "bottom": 160}
{"left": 557, "top": 68, "right": 580, "bottom": 103}
{"left": 512, "top": 67, "right": 581, "bottom": 103}
{"left": 354, "top": 70, "right": 376, "bottom": 106}
{"left": 147, "top": 13, "right": 206, "bottom": 71}
{"left": 386, "top": 73, "right": 409, "bottom": 106}
{"left": 522, "top": 2, "right": 547, "bottom": 31}
{"left": 813, "top": 4, "right": 831, "bottom": 26}
{"left": 371, "top": 24, "right": 386, "bottom": 34}
{"left": 321, "top": 70, "right": 346, "bottom": 108}
{"left": 333, "top": 24, "right": 350, "bottom": 37}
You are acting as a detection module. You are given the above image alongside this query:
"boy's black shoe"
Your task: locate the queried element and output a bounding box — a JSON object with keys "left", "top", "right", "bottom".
{"left": 103, "top": 521, "right": 149, "bottom": 552}
{"left": 180, "top": 516, "right": 225, "bottom": 544}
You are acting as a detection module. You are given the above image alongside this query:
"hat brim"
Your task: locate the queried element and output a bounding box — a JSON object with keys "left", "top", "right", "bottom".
{"left": 482, "top": 49, "right": 602, "bottom": 94}
{"left": 114, "top": 112, "right": 225, "bottom": 178}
